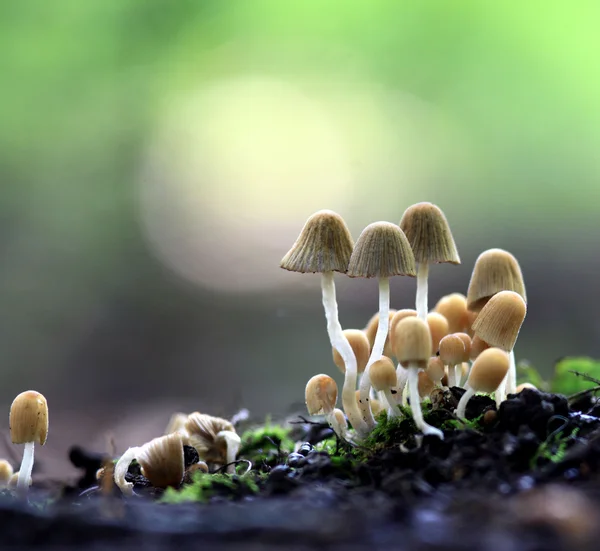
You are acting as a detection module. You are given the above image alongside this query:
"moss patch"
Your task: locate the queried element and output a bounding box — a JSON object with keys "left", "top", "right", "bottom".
{"left": 160, "top": 472, "right": 263, "bottom": 504}
{"left": 238, "top": 422, "right": 295, "bottom": 471}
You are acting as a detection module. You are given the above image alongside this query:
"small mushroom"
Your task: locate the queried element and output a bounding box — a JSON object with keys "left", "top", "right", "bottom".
{"left": 434, "top": 293, "right": 469, "bottom": 333}
{"left": 439, "top": 334, "right": 465, "bottom": 388}
{"left": 369, "top": 357, "right": 403, "bottom": 418}
{"left": 0, "top": 460, "right": 13, "bottom": 487}
{"left": 427, "top": 312, "right": 450, "bottom": 354}
{"left": 306, "top": 374, "right": 350, "bottom": 442}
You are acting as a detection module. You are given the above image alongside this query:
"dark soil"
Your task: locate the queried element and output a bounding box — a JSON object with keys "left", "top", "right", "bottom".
{"left": 3, "top": 388, "right": 600, "bottom": 550}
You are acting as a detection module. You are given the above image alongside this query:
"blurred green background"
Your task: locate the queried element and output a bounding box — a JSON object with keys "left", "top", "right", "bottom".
{"left": 1, "top": 1, "right": 599, "bottom": 477}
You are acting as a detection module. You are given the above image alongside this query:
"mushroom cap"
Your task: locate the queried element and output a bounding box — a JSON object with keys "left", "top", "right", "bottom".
{"left": 427, "top": 312, "right": 450, "bottom": 353}
{"left": 439, "top": 334, "right": 465, "bottom": 366}
{"left": 9, "top": 390, "right": 48, "bottom": 445}
{"left": 453, "top": 332, "right": 472, "bottom": 362}
{"left": 427, "top": 356, "right": 446, "bottom": 383}
{"left": 280, "top": 210, "right": 354, "bottom": 273}
{"left": 418, "top": 371, "right": 436, "bottom": 399}
{"left": 399, "top": 202, "right": 460, "bottom": 264}
{"left": 165, "top": 412, "right": 189, "bottom": 435}
{"left": 184, "top": 412, "right": 236, "bottom": 462}
{"left": 369, "top": 357, "right": 398, "bottom": 392}
{"left": 333, "top": 329, "right": 371, "bottom": 374}
{"left": 347, "top": 222, "right": 416, "bottom": 278}
{"left": 472, "top": 290, "right": 527, "bottom": 350}
{"left": 0, "top": 460, "right": 13, "bottom": 483}
{"left": 467, "top": 348, "right": 510, "bottom": 393}
{"left": 467, "top": 249, "right": 526, "bottom": 312}
{"left": 391, "top": 317, "right": 432, "bottom": 367}
{"left": 389, "top": 309, "right": 417, "bottom": 345}
{"left": 515, "top": 382, "right": 538, "bottom": 393}
{"left": 470, "top": 335, "right": 490, "bottom": 360}
{"left": 435, "top": 293, "right": 468, "bottom": 333}
{"left": 305, "top": 374, "right": 338, "bottom": 415}
{"left": 137, "top": 433, "right": 185, "bottom": 489}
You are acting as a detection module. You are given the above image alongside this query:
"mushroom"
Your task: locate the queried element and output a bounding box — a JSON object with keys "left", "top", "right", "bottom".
{"left": 427, "top": 356, "right": 446, "bottom": 388}
{"left": 280, "top": 210, "right": 366, "bottom": 435}
{"left": 347, "top": 221, "right": 416, "bottom": 429}
{"left": 0, "top": 460, "right": 13, "bottom": 487}
{"left": 364, "top": 310, "right": 397, "bottom": 359}
{"left": 9, "top": 390, "right": 48, "bottom": 493}
{"left": 456, "top": 348, "right": 510, "bottom": 419}
{"left": 439, "top": 334, "right": 465, "bottom": 388}
{"left": 418, "top": 371, "right": 436, "bottom": 400}
{"left": 453, "top": 332, "right": 472, "bottom": 385}
{"left": 392, "top": 316, "right": 443, "bottom": 439}
{"left": 427, "top": 312, "right": 450, "bottom": 354}
{"left": 306, "top": 374, "right": 351, "bottom": 441}
{"left": 165, "top": 412, "right": 189, "bottom": 435}
{"left": 515, "top": 382, "right": 538, "bottom": 393}
{"left": 434, "top": 293, "right": 469, "bottom": 333}
{"left": 389, "top": 309, "right": 418, "bottom": 399}
{"left": 399, "top": 202, "right": 460, "bottom": 321}
{"left": 332, "top": 329, "right": 370, "bottom": 381}
{"left": 369, "top": 357, "right": 403, "bottom": 418}
{"left": 472, "top": 290, "right": 527, "bottom": 403}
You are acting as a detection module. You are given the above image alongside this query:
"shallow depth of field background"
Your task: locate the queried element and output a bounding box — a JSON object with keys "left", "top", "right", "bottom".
{"left": 1, "top": 1, "right": 600, "bottom": 477}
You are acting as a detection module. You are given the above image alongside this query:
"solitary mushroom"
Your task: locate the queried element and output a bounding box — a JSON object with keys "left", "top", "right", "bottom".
{"left": 281, "top": 210, "right": 366, "bottom": 435}
{"left": 399, "top": 203, "right": 460, "bottom": 321}
{"left": 347, "top": 221, "right": 416, "bottom": 429}
{"left": 456, "top": 348, "right": 510, "bottom": 419}
{"left": 9, "top": 390, "right": 48, "bottom": 493}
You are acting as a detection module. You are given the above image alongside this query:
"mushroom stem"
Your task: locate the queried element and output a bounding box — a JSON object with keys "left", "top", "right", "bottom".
{"left": 321, "top": 272, "right": 368, "bottom": 435}
{"left": 447, "top": 365, "right": 456, "bottom": 387}
{"left": 456, "top": 386, "right": 475, "bottom": 419}
{"left": 358, "top": 277, "right": 390, "bottom": 428}
{"left": 407, "top": 367, "right": 444, "bottom": 439}
{"left": 506, "top": 349, "right": 517, "bottom": 395}
{"left": 496, "top": 372, "right": 508, "bottom": 407}
{"left": 416, "top": 262, "right": 429, "bottom": 321}
{"left": 383, "top": 389, "right": 403, "bottom": 418}
{"left": 454, "top": 365, "right": 462, "bottom": 387}
{"left": 17, "top": 442, "right": 34, "bottom": 492}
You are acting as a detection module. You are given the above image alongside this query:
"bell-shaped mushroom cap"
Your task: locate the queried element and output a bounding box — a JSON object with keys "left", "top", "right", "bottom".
{"left": 391, "top": 317, "right": 432, "bottom": 367}
{"left": 467, "top": 249, "right": 526, "bottom": 312}
{"left": 439, "top": 334, "right": 465, "bottom": 366}
{"left": 454, "top": 333, "right": 472, "bottom": 362}
{"left": 467, "top": 348, "right": 510, "bottom": 394}
{"left": 364, "top": 310, "right": 397, "bottom": 358}
{"left": 418, "top": 371, "right": 436, "bottom": 399}
{"left": 184, "top": 412, "right": 236, "bottom": 459}
{"left": 427, "top": 356, "right": 446, "bottom": 383}
{"left": 280, "top": 210, "right": 354, "bottom": 273}
{"left": 369, "top": 357, "right": 397, "bottom": 392}
{"left": 136, "top": 433, "right": 185, "bottom": 489}
{"left": 305, "top": 374, "right": 338, "bottom": 415}
{"left": 333, "top": 329, "right": 370, "bottom": 374}
{"left": 427, "top": 312, "right": 449, "bottom": 353}
{"left": 470, "top": 336, "right": 490, "bottom": 360}
{"left": 435, "top": 293, "right": 468, "bottom": 333}
{"left": 347, "top": 222, "right": 416, "bottom": 278}
{"left": 0, "top": 460, "right": 13, "bottom": 484}
{"left": 472, "top": 290, "right": 527, "bottom": 351}
{"left": 389, "top": 309, "right": 417, "bottom": 344}
{"left": 399, "top": 202, "right": 460, "bottom": 264}
{"left": 10, "top": 391, "right": 48, "bottom": 445}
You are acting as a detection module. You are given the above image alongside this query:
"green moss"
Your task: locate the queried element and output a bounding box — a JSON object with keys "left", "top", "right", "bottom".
{"left": 530, "top": 426, "right": 580, "bottom": 468}
{"left": 238, "top": 421, "right": 295, "bottom": 471}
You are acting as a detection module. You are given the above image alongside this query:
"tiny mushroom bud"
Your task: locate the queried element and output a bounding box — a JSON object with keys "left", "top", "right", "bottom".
{"left": 439, "top": 334, "right": 465, "bottom": 388}
{"left": 456, "top": 348, "right": 510, "bottom": 419}
{"left": 427, "top": 312, "right": 450, "bottom": 354}
{"left": 0, "top": 460, "right": 13, "bottom": 487}
{"left": 399, "top": 202, "right": 460, "bottom": 321}
{"left": 9, "top": 390, "right": 48, "bottom": 493}
{"left": 369, "top": 357, "right": 403, "bottom": 418}
{"left": 333, "top": 330, "right": 370, "bottom": 375}
{"left": 435, "top": 293, "right": 469, "bottom": 333}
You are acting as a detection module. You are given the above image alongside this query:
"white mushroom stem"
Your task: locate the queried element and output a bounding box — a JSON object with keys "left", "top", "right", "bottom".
{"left": 416, "top": 262, "right": 429, "bottom": 321}
{"left": 17, "top": 442, "right": 34, "bottom": 491}
{"left": 114, "top": 446, "right": 141, "bottom": 496}
{"left": 217, "top": 431, "right": 241, "bottom": 474}
{"left": 506, "top": 349, "right": 517, "bottom": 395}
{"left": 321, "top": 272, "right": 368, "bottom": 436}
{"left": 389, "top": 364, "right": 409, "bottom": 416}
{"left": 447, "top": 365, "right": 456, "bottom": 387}
{"left": 454, "top": 365, "right": 462, "bottom": 387}
{"left": 383, "top": 389, "right": 403, "bottom": 418}
{"left": 358, "top": 277, "right": 390, "bottom": 429}
{"left": 496, "top": 371, "right": 508, "bottom": 407}
{"left": 407, "top": 367, "right": 444, "bottom": 439}
{"left": 456, "top": 386, "right": 476, "bottom": 419}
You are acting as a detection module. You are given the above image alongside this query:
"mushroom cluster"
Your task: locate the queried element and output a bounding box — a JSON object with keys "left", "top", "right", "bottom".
{"left": 284, "top": 204, "right": 528, "bottom": 442}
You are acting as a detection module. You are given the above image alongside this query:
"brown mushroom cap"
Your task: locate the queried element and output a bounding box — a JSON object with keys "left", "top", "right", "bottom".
{"left": 9, "top": 391, "right": 48, "bottom": 445}
{"left": 453, "top": 332, "right": 472, "bottom": 362}
{"left": 389, "top": 309, "right": 417, "bottom": 344}
{"left": 467, "top": 249, "right": 526, "bottom": 312}
{"left": 435, "top": 293, "right": 468, "bottom": 333}
{"left": 305, "top": 374, "right": 338, "bottom": 415}
{"left": 470, "top": 336, "right": 490, "bottom": 360}
{"left": 467, "top": 348, "right": 510, "bottom": 393}
{"left": 427, "top": 312, "right": 450, "bottom": 353}
{"left": 439, "top": 334, "right": 465, "bottom": 366}
{"left": 472, "top": 290, "right": 527, "bottom": 351}
{"left": 333, "top": 329, "right": 371, "bottom": 374}
{"left": 399, "top": 202, "right": 460, "bottom": 264}
{"left": 0, "top": 460, "right": 13, "bottom": 483}
{"left": 427, "top": 356, "right": 446, "bottom": 383}
{"left": 369, "top": 357, "right": 398, "bottom": 392}
{"left": 347, "top": 221, "right": 416, "bottom": 278}
{"left": 364, "top": 311, "right": 397, "bottom": 358}
{"left": 418, "top": 371, "right": 436, "bottom": 399}
{"left": 137, "top": 433, "right": 185, "bottom": 489}
{"left": 280, "top": 210, "right": 354, "bottom": 273}
{"left": 391, "top": 316, "right": 432, "bottom": 367}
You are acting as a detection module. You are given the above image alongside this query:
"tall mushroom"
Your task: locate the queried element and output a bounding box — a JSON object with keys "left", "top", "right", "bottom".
{"left": 281, "top": 210, "right": 366, "bottom": 435}
{"left": 347, "top": 221, "right": 416, "bottom": 429}
{"left": 9, "top": 390, "right": 48, "bottom": 493}
{"left": 399, "top": 203, "right": 460, "bottom": 321}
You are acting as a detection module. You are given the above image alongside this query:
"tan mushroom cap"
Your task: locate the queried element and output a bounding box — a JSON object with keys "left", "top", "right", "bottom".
{"left": 427, "top": 312, "right": 449, "bottom": 353}
{"left": 389, "top": 309, "right": 417, "bottom": 344}
{"left": 465, "top": 310, "right": 478, "bottom": 338}
{"left": 369, "top": 357, "right": 398, "bottom": 392}
{"left": 515, "top": 382, "right": 537, "bottom": 393}
{"left": 184, "top": 412, "right": 236, "bottom": 463}
{"left": 454, "top": 333, "right": 472, "bottom": 362}
{"left": 467, "top": 249, "right": 526, "bottom": 312}
{"left": 439, "top": 334, "right": 465, "bottom": 366}
{"left": 305, "top": 374, "right": 338, "bottom": 415}
{"left": 435, "top": 293, "right": 468, "bottom": 333}
{"left": 470, "top": 336, "right": 490, "bottom": 360}
{"left": 137, "top": 433, "right": 185, "bottom": 489}
{"left": 427, "top": 356, "right": 446, "bottom": 383}
{"left": 467, "top": 348, "right": 510, "bottom": 393}
{"left": 347, "top": 222, "right": 416, "bottom": 278}
{"left": 391, "top": 316, "right": 432, "bottom": 368}
{"left": 0, "top": 460, "right": 13, "bottom": 484}
{"left": 399, "top": 202, "right": 460, "bottom": 264}
{"left": 333, "top": 329, "right": 370, "bottom": 374}
{"left": 472, "top": 290, "right": 527, "bottom": 351}
{"left": 365, "top": 310, "right": 397, "bottom": 358}
{"left": 418, "top": 371, "right": 436, "bottom": 399}
{"left": 10, "top": 391, "right": 48, "bottom": 445}
{"left": 280, "top": 210, "right": 354, "bottom": 273}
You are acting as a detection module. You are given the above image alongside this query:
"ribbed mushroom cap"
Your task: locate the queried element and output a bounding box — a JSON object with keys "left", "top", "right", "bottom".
{"left": 465, "top": 310, "right": 478, "bottom": 338}
{"left": 439, "top": 335, "right": 465, "bottom": 366}
{"left": 427, "top": 312, "right": 449, "bottom": 353}
{"left": 470, "top": 336, "right": 490, "bottom": 360}
{"left": 333, "top": 329, "right": 371, "bottom": 374}
{"left": 427, "top": 356, "right": 446, "bottom": 383}
{"left": 389, "top": 309, "right": 417, "bottom": 344}
{"left": 391, "top": 317, "right": 432, "bottom": 367}
{"left": 365, "top": 310, "right": 397, "bottom": 358}
{"left": 467, "top": 249, "right": 526, "bottom": 312}
{"left": 184, "top": 413, "right": 236, "bottom": 462}
{"left": 454, "top": 333, "right": 472, "bottom": 362}
{"left": 399, "top": 202, "right": 460, "bottom": 264}
{"left": 347, "top": 222, "right": 416, "bottom": 278}
{"left": 137, "top": 433, "right": 185, "bottom": 489}
{"left": 0, "top": 460, "right": 13, "bottom": 484}
{"left": 467, "top": 348, "right": 510, "bottom": 393}
{"left": 9, "top": 391, "right": 48, "bottom": 445}
{"left": 435, "top": 293, "right": 468, "bottom": 333}
{"left": 280, "top": 210, "right": 354, "bottom": 273}
{"left": 472, "top": 291, "right": 527, "bottom": 350}
{"left": 305, "top": 374, "right": 338, "bottom": 415}
{"left": 369, "top": 357, "right": 398, "bottom": 392}
{"left": 418, "top": 371, "right": 436, "bottom": 399}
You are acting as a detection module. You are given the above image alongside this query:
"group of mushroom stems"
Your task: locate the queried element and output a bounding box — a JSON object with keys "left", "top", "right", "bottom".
{"left": 284, "top": 203, "right": 527, "bottom": 442}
